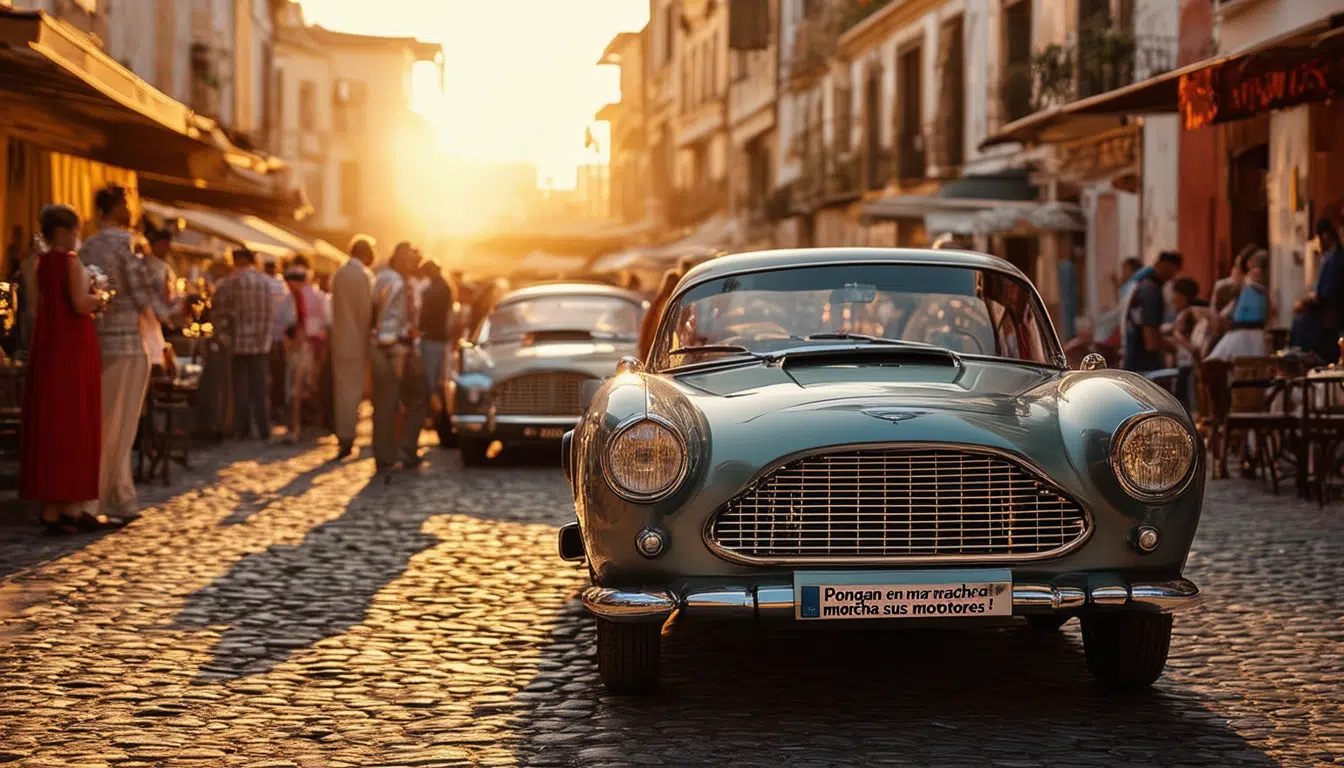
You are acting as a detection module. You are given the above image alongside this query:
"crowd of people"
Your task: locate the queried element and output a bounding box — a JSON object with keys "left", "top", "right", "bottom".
{"left": 16, "top": 183, "right": 478, "bottom": 534}
{"left": 1069, "top": 216, "right": 1344, "bottom": 412}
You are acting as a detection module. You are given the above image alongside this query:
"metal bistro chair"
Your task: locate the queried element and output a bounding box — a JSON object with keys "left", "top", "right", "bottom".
{"left": 1200, "top": 356, "right": 1295, "bottom": 491}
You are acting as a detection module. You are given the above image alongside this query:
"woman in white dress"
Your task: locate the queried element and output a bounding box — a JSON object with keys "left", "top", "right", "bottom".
{"left": 1207, "top": 250, "right": 1273, "bottom": 362}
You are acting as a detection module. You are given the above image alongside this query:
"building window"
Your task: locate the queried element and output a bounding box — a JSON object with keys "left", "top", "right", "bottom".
{"left": 897, "top": 44, "right": 925, "bottom": 179}
{"left": 340, "top": 161, "right": 360, "bottom": 217}
{"left": 1001, "top": 0, "right": 1033, "bottom": 123}
{"left": 299, "top": 81, "right": 317, "bottom": 131}
{"left": 934, "top": 15, "right": 965, "bottom": 170}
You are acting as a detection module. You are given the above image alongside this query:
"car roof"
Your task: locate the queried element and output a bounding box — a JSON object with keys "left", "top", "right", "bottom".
{"left": 496, "top": 281, "right": 646, "bottom": 305}
{"left": 680, "top": 248, "right": 1027, "bottom": 287}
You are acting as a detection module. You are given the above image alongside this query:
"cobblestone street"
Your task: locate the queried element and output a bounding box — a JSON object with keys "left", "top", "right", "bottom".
{"left": 0, "top": 432, "right": 1340, "bottom": 767}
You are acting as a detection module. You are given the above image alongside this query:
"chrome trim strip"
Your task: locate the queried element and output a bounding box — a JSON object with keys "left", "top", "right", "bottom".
{"left": 1109, "top": 411, "right": 1199, "bottom": 503}
{"left": 581, "top": 579, "right": 1201, "bottom": 622}
{"left": 1130, "top": 579, "right": 1202, "bottom": 613}
{"left": 703, "top": 442, "right": 1094, "bottom": 567}
{"left": 684, "top": 589, "right": 754, "bottom": 616}
{"left": 1089, "top": 584, "right": 1131, "bottom": 606}
{"left": 599, "top": 412, "right": 690, "bottom": 504}
{"left": 451, "top": 414, "right": 579, "bottom": 427}
{"left": 581, "top": 587, "right": 675, "bottom": 623}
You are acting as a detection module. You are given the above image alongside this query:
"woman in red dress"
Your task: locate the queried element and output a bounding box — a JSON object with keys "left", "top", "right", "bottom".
{"left": 19, "top": 204, "right": 113, "bottom": 533}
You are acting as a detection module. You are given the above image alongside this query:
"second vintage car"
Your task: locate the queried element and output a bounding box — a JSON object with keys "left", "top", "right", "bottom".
{"left": 560, "top": 248, "right": 1204, "bottom": 694}
{"left": 450, "top": 282, "right": 647, "bottom": 465}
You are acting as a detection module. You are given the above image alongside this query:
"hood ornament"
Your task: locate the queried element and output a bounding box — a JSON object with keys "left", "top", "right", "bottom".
{"left": 863, "top": 408, "right": 928, "bottom": 424}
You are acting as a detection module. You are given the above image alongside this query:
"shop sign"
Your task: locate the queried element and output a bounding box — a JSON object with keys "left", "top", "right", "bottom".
{"left": 1056, "top": 127, "right": 1138, "bottom": 182}
{"left": 1181, "top": 51, "right": 1344, "bottom": 130}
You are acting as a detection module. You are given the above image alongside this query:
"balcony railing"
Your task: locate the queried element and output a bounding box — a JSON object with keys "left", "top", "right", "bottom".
{"left": 796, "top": 145, "right": 863, "bottom": 208}
{"left": 997, "top": 32, "right": 1177, "bottom": 126}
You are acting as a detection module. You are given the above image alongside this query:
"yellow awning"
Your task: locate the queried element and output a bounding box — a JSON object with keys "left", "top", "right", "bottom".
{"left": 143, "top": 201, "right": 295, "bottom": 262}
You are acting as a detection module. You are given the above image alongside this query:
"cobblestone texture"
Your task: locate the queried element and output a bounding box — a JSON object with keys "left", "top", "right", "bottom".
{"left": 0, "top": 432, "right": 1340, "bottom": 767}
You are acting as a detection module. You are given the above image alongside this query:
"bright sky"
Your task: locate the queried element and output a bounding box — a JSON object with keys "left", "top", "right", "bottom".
{"left": 298, "top": 0, "right": 648, "bottom": 189}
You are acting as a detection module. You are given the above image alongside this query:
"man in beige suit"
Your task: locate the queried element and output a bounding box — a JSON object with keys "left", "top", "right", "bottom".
{"left": 329, "top": 235, "right": 376, "bottom": 459}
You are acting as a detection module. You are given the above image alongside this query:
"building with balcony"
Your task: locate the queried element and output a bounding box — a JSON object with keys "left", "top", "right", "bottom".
{"left": 644, "top": 0, "right": 680, "bottom": 233}
{"left": 272, "top": 1, "right": 443, "bottom": 250}
{"left": 727, "top": 0, "right": 778, "bottom": 249}
{"left": 597, "top": 28, "right": 649, "bottom": 226}
{"left": 671, "top": 0, "right": 731, "bottom": 234}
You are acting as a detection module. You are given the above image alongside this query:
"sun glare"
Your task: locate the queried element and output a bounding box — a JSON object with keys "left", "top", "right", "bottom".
{"left": 298, "top": 0, "right": 648, "bottom": 190}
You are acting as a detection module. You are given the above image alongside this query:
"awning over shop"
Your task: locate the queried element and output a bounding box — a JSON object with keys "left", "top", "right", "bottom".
{"left": 312, "top": 239, "right": 348, "bottom": 273}
{"left": 979, "top": 15, "right": 1344, "bottom": 148}
{"left": 0, "top": 9, "right": 307, "bottom": 217}
{"left": 143, "top": 201, "right": 297, "bottom": 263}
{"left": 657, "top": 215, "right": 739, "bottom": 259}
{"left": 863, "top": 170, "right": 1083, "bottom": 236}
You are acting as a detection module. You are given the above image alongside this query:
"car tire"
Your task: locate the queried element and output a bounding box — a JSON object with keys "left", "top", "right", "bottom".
{"left": 596, "top": 618, "right": 661, "bottom": 694}
{"left": 435, "top": 413, "right": 456, "bottom": 449}
{"left": 1081, "top": 612, "right": 1173, "bottom": 692}
{"left": 1026, "top": 614, "right": 1071, "bottom": 632}
{"left": 459, "top": 438, "right": 488, "bottom": 467}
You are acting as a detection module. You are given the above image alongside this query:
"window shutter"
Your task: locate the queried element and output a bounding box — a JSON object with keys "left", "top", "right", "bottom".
{"left": 729, "top": 0, "right": 770, "bottom": 51}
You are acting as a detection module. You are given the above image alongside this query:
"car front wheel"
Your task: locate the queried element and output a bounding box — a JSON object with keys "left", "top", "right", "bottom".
{"left": 596, "top": 618, "right": 661, "bottom": 694}
{"left": 1081, "top": 612, "right": 1173, "bottom": 692}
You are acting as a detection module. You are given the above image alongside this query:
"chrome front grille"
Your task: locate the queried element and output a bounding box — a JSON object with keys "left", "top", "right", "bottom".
{"left": 493, "top": 372, "right": 594, "bottom": 416}
{"left": 709, "top": 448, "right": 1088, "bottom": 564}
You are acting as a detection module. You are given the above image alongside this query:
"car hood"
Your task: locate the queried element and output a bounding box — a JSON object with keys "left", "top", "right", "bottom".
{"left": 658, "top": 358, "right": 1180, "bottom": 502}
{"left": 477, "top": 338, "right": 635, "bottom": 380}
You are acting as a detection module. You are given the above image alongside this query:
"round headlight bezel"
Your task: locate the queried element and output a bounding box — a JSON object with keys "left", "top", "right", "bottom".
{"left": 601, "top": 415, "right": 688, "bottom": 503}
{"left": 1110, "top": 413, "right": 1197, "bottom": 502}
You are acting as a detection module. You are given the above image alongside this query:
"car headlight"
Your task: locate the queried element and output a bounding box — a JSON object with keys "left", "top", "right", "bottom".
{"left": 603, "top": 418, "right": 687, "bottom": 502}
{"left": 1112, "top": 414, "right": 1195, "bottom": 499}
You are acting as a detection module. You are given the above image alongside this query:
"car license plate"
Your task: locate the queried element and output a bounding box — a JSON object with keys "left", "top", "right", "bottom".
{"left": 538, "top": 427, "right": 566, "bottom": 439}
{"left": 793, "top": 569, "right": 1012, "bottom": 620}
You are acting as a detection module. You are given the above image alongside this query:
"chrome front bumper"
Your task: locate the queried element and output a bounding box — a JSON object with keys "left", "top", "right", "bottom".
{"left": 452, "top": 413, "right": 578, "bottom": 436}
{"left": 582, "top": 579, "right": 1202, "bottom": 623}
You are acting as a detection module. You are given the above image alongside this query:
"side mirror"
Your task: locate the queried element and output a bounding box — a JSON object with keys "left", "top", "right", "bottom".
{"left": 1080, "top": 353, "right": 1107, "bottom": 371}
{"left": 616, "top": 356, "right": 643, "bottom": 374}
{"left": 580, "top": 378, "right": 602, "bottom": 411}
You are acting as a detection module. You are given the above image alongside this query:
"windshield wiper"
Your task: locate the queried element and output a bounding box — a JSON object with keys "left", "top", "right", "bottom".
{"left": 802, "top": 332, "right": 934, "bottom": 346}
{"left": 668, "top": 344, "right": 766, "bottom": 359}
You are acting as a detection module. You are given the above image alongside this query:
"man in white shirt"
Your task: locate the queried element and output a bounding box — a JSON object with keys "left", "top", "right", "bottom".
{"left": 369, "top": 241, "right": 428, "bottom": 471}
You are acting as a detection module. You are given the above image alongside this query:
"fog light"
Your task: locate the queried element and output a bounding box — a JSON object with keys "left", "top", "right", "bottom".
{"left": 635, "top": 528, "right": 666, "bottom": 558}
{"left": 1130, "top": 525, "right": 1161, "bottom": 553}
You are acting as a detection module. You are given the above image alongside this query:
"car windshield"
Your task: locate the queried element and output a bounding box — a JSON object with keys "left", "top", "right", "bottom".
{"left": 477, "top": 294, "right": 642, "bottom": 342}
{"left": 650, "top": 264, "right": 1058, "bottom": 370}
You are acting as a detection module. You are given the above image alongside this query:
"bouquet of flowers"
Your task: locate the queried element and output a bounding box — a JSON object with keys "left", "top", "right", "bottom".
{"left": 86, "top": 264, "right": 114, "bottom": 311}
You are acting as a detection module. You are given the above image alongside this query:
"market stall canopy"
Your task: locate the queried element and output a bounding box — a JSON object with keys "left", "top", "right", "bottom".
{"left": 143, "top": 201, "right": 296, "bottom": 263}
{"left": 0, "top": 9, "right": 308, "bottom": 218}
{"left": 979, "top": 15, "right": 1344, "bottom": 149}
{"left": 655, "top": 215, "right": 739, "bottom": 261}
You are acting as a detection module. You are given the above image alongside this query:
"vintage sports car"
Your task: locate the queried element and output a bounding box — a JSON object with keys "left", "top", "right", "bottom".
{"left": 450, "top": 282, "right": 647, "bottom": 465}
{"left": 559, "top": 248, "right": 1204, "bottom": 694}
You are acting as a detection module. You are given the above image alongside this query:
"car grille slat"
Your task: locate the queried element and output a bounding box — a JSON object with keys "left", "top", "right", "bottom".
{"left": 708, "top": 448, "right": 1088, "bottom": 563}
{"left": 493, "top": 372, "right": 595, "bottom": 416}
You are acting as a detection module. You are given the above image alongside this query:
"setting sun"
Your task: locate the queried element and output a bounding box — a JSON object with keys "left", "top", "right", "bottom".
{"left": 298, "top": 0, "right": 648, "bottom": 189}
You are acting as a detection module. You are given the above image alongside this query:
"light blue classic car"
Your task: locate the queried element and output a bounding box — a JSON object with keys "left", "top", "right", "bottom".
{"left": 559, "top": 248, "right": 1203, "bottom": 694}
{"left": 450, "top": 282, "right": 647, "bottom": 465}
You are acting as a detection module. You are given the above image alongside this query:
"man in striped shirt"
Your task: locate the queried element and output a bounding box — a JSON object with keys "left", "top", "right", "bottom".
{"left": 213, "top": 247, "right": 278, "bottom": 440}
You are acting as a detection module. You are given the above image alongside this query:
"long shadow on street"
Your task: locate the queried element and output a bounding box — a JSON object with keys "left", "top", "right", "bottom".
{"left": 173, "top": 470, "right": 437, "bottom": 680}
{"left": 497, "top": 607, "right": 1276, "bottom": 767}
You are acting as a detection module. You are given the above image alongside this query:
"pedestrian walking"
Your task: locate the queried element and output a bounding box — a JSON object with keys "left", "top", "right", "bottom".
{"left": 1120, "top": 251, "right": 1182, "bottom": 374}
{"left": 330, "top": 235, "right": 376, "bottom": 459}
{"left": 1208, "top": 249, "right": 1272, "bottom": 362}
{"left": 212, "top": 247, "right": 277, "bottom": 440}
{"left": 370, "top": 242, "right": 428, "bottom": 472}
{"left": 79, "top": 184, "right": 182, "bottom": 521}
{"left": 264, "top": 259, "right": 291, "bottom": 423}
{"left": 20, "top": 204, "right": 113, "bottom": 533}
{"left": 281, "top": 256, "right": 329, "bottom": 443}
{"left": 417, "top": 260, "right": 457, "bottom": 409}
